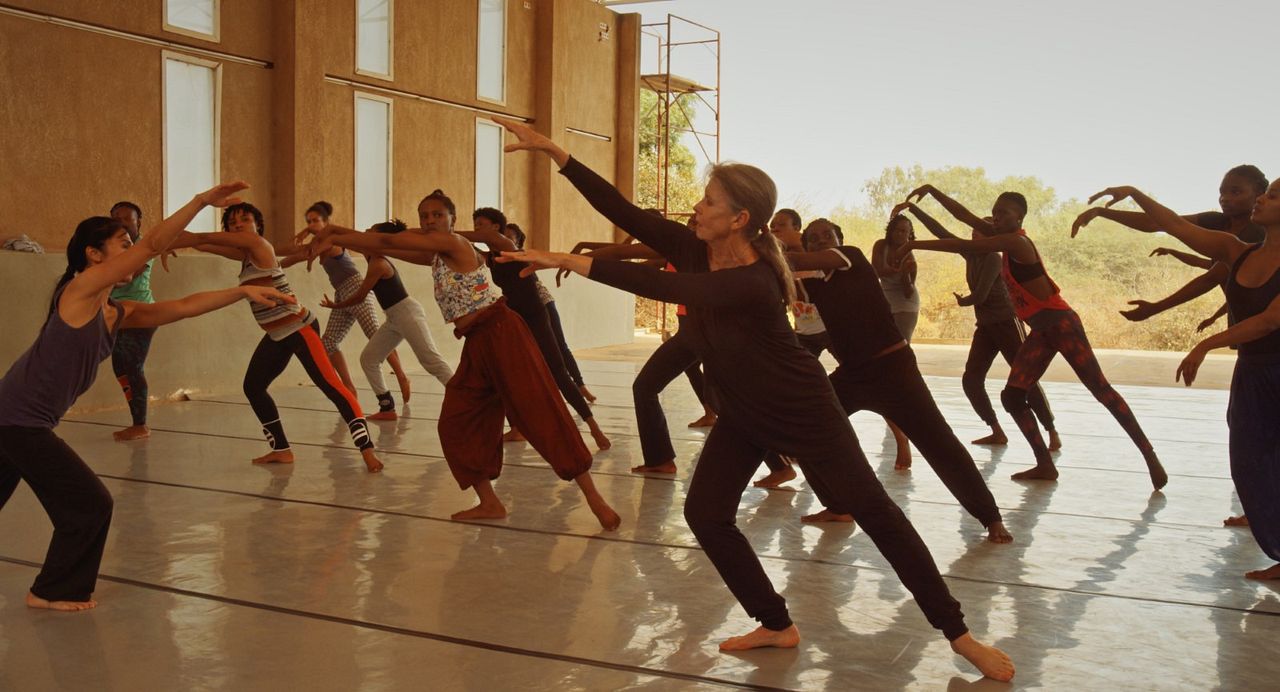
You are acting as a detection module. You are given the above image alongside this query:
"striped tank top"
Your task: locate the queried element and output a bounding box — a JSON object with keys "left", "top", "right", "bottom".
{"left": 432, "top": 250, "right": 497, "bottom": 323}
{"left": 239, "top": 258, "right": 315, "bottom": 340}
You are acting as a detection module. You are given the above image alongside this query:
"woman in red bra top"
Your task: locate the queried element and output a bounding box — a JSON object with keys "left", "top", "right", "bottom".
{"left": 890, "top": 185, "right": 1166, "bottom": 490}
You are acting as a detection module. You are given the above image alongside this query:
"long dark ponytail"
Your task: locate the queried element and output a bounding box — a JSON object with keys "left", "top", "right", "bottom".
{"left": 50, "top": 216, "right": 125, "bottom": 314}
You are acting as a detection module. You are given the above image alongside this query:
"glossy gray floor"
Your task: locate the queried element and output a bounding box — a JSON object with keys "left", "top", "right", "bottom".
{"left": 2, "top": 359, "right": 1278, "bottom": 690}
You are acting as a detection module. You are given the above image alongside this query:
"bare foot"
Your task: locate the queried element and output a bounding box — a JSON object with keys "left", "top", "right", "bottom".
{"left": 451, "top": 501, "right": 508, "bottom": 521}
{"left": 1011, "top": 465, "right": 1058, "bottom": 481}
{"left": 719, "top": 624, "right": 800, "bottom": 652}
{"left": 1246, "top": 563, "right": 1280, "bottom": 580}
{"left": 688, "top": 413, "right": 717, "bottom": 428}
{"left": 1047, "top": 430, "right": 1063, "bottom": 451}
{"left": 631, "top": 461, "right": 677, "bottom": 474}
{"left": 1144, "top": 451, "right": 1168, "bottom": 491}
{"left": 368, "top": 410, "right": 398, "bottom": 421}
{"left": 587, "top": 419, "right": 612, "bottom": 450}
{"left": 753, "top": 465, "right": 798, "bottom": 489}
{"left": 578, "top": 384, "right": 597, "bottom": 403}
{"left": 252, "top": 449, "right": 295, "bottom": 465}
{"left": 588, "top": 499, "right": 622, "bottom": 531}
{"left": 396, "top": 372, "right": 412, "bottom": 403}
{"left": 894, "top": 452, "right": 913, "bottom": 470}
{"left": 1224, "top": 514, "right": 1250, "bottom": 527}
{"left": 971, "top": 431, "right": 1007, "bottom": 446}
{"left": 112, "top": 425, "right": 150, "bottom": 441}
{"left": 361, "top": 448, "right": 384, "bottom": 473}
{"left": 986, "top": 521, "right": 1013, "bottom": 544}
{"left": 951, "top": 633, "right": 1014, "bottom": 682}
{"left": 26, "top": 591, "right": 97, "bottom": 612}
{"left": 801, "top": 509, "right": 855, "bottom": 524}
{"left": 502, "top": 428, "right": 526, "bottom": 443}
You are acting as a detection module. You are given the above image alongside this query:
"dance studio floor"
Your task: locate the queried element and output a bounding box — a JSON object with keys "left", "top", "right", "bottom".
{"left": 2, "top": 356, "right": 1278, "bottom": 690}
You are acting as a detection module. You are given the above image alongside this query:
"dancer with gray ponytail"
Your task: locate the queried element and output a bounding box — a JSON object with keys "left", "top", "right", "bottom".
{"left": 490, "top": 116, "right": 1014, "bottom": 681}
{"left": 0, "top": 182, "right": 294, "bottom": 612}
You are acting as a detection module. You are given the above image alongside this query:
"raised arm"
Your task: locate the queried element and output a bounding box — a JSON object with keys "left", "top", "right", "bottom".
{"left": 492, "top": 116, "right": 695, "bottom": 262}
{"left": 499, "top": 248, "right": 769, "bottom": 310}
{"left": 907, "top": 185, "right": 991, "bottom": 233}
{"left": 898, "top": 201, "right": 959, "bottom": 241}
{"left": 121, "top": 285, "right": 293, "bottom": 329}
{"left": 1077, "top": 187, "right": 1250, "bottom": 263}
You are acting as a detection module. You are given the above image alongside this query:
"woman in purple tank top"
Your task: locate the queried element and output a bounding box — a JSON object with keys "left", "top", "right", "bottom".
{"left": 0, "top": 182, "right": 294, "bottom": 612}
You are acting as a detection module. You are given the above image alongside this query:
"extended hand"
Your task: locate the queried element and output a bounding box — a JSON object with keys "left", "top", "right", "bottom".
{"left": 244, "top": 286, "right": 295, "bottom": 308}
{"left": 305, "top": 237, "right": 334, "bottom": 272}
{"left": 890, "top": 201, "right": 914, "bottom": 218}
{"left": 198, "top": 181, "right": 250, "bottom": 208}
{"left": 1071, "top": 207, "right": 1105, "bottom": 238}
{"left": 1087, "top": 186, "right": 1139, "bottom": 209}
{"left": 1120, "top": 299, "right": 1159, "bottom": 322}
{"left": 1196, "top": 314, "right": 1221, "bottom": 332}
{"left": 1149, "top": 247, "right": 1177, "bottom": 258}
{"left": 159, "top": 249, "right": 178, "bottom": 273}
{"left": 905, "top": 184, "right": 936, "bottom": 204}
{"left": 1176, "top": 346, "right": 1208, "bottom": 387}
{"left": 888, "top": 242, "right": 913, "bottom": 268}
{"left": 497, "top": 248, "right": 558, "bottom": 278}
{"left": 319, "top": 293, "right": 337, "bottom": 309}
{"left": 954, "top": 291, "right": 973, "bottom": 306}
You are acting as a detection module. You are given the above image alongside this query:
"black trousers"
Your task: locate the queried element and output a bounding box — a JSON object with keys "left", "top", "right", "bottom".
{"left": 963, "top": 319, "right": 1054, "bottom": 431}
{"left": 765, "top": 347, "right": 1003, "bottom": 528}
{"left": 633, "top": 331, "right": 699, "bottom": 466}
{"left": 686, "top": 419, "right": 968, "bottom": 639}
{"left": 545, "top": 301, "right": 585, "bottom": 387}
{"left": 0, "top": 426, "right": 114, "bottom": 602}
{"left": 512, "top": 302, "right": 593, "bottom": 422}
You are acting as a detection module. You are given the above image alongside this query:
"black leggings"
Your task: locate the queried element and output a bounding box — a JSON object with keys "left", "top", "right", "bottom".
{"left": 796, "top": 331, "right": 839, "bottom": 364}
{"left": 831, "top": 348, "right": 1002, "bottom": 527}
{"left": 677, "top": 314, "right": 713, "bottom": 411}
{"left": 634, "top": 330, "right": 698, "bottom": 466}
{"left": 1003, "top": 309, "right": 1152, "bottom": 464}
{"left": 963, "top": 319, "right": 1054, "bottom": 431}
{"left": 513, "top": 303, "right": 593, "bottom": 422}
{"left": 545, "top": 301, "right": 585, "bottom": 387}
{"left": 111, "top": 327, "right": 156, "bottom": 426}
{"left": 687, "top": 419, "right": 968, "bottom": 639}
{"left": 244, "top": 321, "right": 370, "bottom": 451}
{"left": 0, "top": 426, "right": 114, "bottom": 602}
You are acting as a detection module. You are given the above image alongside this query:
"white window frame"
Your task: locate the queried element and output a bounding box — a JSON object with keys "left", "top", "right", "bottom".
{"left": 161, "top": 51, "right": 222, "bottom": 232}
{"left": 355, "top": 0, "right": 394, "bottom": 81}
{"left": 474, "top": 118, "right": 504, "bottom": 211}
{"left": 163, "top": 0, "right": 221, "bottom": 42}
{"left": 354, "top": 92, "right": 394, "bottom": 231}
{"left": 476, "top": 0, "right": 507, "bottom": 105}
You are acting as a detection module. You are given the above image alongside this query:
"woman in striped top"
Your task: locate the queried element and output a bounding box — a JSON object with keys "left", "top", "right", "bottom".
{"left": 167, "top": 203, "right": 382, "bottom": 473}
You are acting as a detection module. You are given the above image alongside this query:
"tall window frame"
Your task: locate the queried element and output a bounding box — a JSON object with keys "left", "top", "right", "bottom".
{"left": 161, "top": 51, "right": 222, "bottom": 232}
{"left": 476, "top": 0, "right": 507, "bottom": 104}
{"left": 355, "top": 0, "right": 394, "bottom": 81}
{"left": 474, "top": 118, "right": 504, "bottom": 211}
{"left": 354, "top": 93, "right": 394, "bottom": 232}
{"left": 163, "top": 0, "right": 221, "bottom": 42}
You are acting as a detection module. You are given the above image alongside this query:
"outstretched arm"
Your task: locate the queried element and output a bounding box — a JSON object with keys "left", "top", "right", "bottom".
{"left": 1178, "top": 294, "right": 1280, "bottom": 385}
{"left": 906, "top": 184, "right": 992, "bottom": 233}
{"left": 499, "top": 248, "right": 768, "bottom": 309}
{"left": 898, "top": 201, "right": 959, "bottom": 241}
{"left": 121, "top": 285, "right": 294, "bottom": 329}
{"left": 1197, "top": 303, "right": 1230, "bottom": 332}
{"left": 1120, "top": 263, "right": 1228, "bottom": 322}
{"left": 493, "top": 116, "right": 695, "bottom": 263}
{"left": 1150, "top": 246, "right": 1214, "bottom": 269}
{"left": 786, "top": 249, "right": 851, "bottom": 272}
{"left": 1076, "top": 187, "right": 1249, "bottom": 263}
{"left": 455, "top": 229, "right": 517, "bottom": 253}
{"left": 314, "top": 225, "right": 462, "bottom": 266}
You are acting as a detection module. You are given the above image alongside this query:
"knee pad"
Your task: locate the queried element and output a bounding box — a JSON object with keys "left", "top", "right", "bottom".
{"left": 1000, "top": 386, "right": 1030, "bottom": 414}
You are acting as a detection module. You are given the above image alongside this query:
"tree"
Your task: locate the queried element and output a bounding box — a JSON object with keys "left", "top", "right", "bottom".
{"left": 636, "top": 90, "right": 703, "bottom": 217}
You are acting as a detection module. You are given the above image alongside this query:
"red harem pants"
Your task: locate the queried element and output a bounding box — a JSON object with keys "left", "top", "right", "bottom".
{"left": 439, "top": 300, "right": 592, "bottom": 489}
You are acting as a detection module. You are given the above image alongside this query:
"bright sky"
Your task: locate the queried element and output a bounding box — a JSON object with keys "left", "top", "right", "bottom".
{"left": 611, "top": 0, "right": 1277, "bottom": 217}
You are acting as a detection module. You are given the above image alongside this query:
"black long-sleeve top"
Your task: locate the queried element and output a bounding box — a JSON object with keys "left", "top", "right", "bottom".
{"left": 561, "top": 157, "right": 850, "bottom": 457}
{"left": 798, "top": 247, "right": 905, "bottom": 369}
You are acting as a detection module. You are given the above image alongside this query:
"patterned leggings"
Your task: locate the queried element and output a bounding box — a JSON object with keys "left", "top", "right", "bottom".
{"left": 321, "top": 275, "right": 381, "bottom": 353}
{"left": 111, "top": 327, "right": 156, "bottom": 426}
{"left": 1001, "top": 309, "right": 1152, "bottom": 464}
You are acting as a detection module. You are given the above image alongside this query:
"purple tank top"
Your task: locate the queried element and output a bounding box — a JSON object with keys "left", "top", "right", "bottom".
{"left": 0, "top": 286, "right": 122, "bottom": 428}
{"left": 320, "top": 249, "right": 361, "bottom": 287}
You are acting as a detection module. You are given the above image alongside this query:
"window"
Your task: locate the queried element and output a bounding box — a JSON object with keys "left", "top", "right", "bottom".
{"left": 356, "top": 0, "right": 393, "bottom": 79}
{"left": 354, "top": 94, "right": 392, "bottom": 231}
{"left": 475, "top": 119, "right": 503, "bottom": 210}
{"left": 164, "top": 0, "right": 219, "bottom": 41}
{"left": 163, "top": 53, "right": 220, "bottom": 232}
{"left": 476, "top": 0, "right": 506, "bottom": 103}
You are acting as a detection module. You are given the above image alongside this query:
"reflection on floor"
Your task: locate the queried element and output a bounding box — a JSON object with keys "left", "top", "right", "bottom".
{"left": 2, "top": 360, "right": 1278, "bottom": 690}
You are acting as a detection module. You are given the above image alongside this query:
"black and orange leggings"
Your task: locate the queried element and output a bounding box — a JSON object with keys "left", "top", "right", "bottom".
{"left": 1002, "top": 309, "right": 1152, "bottom": 463}
{"left": 243, "top": 321, "right": 370, "bottom": 452}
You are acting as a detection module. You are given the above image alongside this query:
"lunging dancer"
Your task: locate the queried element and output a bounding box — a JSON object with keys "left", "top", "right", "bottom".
{"left": 0, "top": 182, "right": 294, "bottom": 611}
{"left": 491, "top": 116, "right": 1013, "bottom": 680}
{"left": 896, "top": 185, "right": 1165, "bottom": 488}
